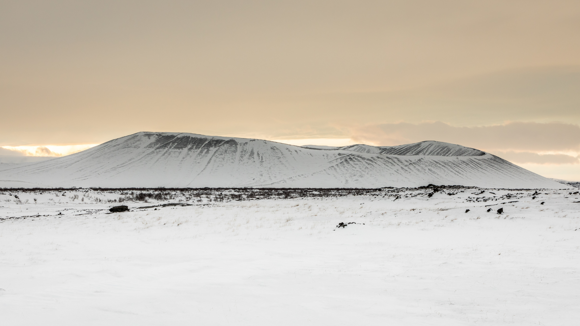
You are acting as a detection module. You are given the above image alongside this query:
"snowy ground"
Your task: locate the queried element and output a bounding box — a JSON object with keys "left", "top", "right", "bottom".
{"left": 1, "top": 187, "right": 580, "bottom": 325}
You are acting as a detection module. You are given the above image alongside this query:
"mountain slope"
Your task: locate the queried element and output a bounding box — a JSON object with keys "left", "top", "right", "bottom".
{"left": 0, "top": 132, "right": 566, "bottom": 188}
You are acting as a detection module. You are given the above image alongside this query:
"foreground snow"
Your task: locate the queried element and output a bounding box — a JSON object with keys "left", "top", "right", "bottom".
{"left": 1, "top": 188, "right": 580, "bottom": 325}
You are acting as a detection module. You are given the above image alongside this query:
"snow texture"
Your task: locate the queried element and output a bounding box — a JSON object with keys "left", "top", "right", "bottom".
{"left": 0, "top": 132, "right": 567, "bottom": 188}
{"left": 1, "top": 187, "right": 579, "bottom": 325}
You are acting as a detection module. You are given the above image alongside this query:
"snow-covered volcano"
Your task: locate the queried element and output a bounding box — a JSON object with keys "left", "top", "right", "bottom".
{"left": 0, "top": 132, "right": 566, "bottom": 188}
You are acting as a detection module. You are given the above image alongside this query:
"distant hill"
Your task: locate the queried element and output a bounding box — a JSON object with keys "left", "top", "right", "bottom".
{"left": 0, "top": 132, "right": 568, "bottom": 188}
{"left": 554, "top": 180, "right": 580, "bottom": 189}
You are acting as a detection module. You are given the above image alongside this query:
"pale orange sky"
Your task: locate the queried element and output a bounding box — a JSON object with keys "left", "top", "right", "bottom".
{"left": 1, "top": 1, "right": 579, "bottom": 180}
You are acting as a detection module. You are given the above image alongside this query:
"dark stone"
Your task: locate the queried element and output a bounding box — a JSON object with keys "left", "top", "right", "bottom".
{"left": 336, "top": 222, "right": 358, "bottom": 229}
{"left": 465, "top": 209, "right": 470, "bottom": 213}
{"left": 497, "top": 208, "right": 504, "bottom": 214}
{"left": 109, "top": 205, "right": 129, "bottom": 213}
{"left": 487, "top": 208, "right": 492, "bottom": 212}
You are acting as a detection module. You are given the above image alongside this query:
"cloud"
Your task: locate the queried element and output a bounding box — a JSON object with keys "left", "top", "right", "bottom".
{"left": 34, "top": 146, "right": 59, "bottom": 157}
{"left": 0, "top": 146, "right": 63, "bottom": 164}
{"left": 1, "top": 1, "right": 580, "bottom": 145}
{"left": 0, "top": 147, "right": 25, "bottom": 157}
{"left": 350, "top": 121, "right": 580, "bottom": 152}
{"left": 0, "top": 147, "right": 56, "bottom": 164}
{"left": 491, "top": 151, "right": 579, "bottom": 165}
{"left": 0, "top": 147, "right": 29, "bottom": 164}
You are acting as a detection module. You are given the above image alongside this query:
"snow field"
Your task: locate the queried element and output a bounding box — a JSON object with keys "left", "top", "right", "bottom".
{"left": 1, "top": 189, "right": 580, "bottom": 325}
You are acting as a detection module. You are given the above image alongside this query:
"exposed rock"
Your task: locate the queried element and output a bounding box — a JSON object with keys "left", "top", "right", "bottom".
{"left": 109, "top": 205, "right": 129, "bottom": 213}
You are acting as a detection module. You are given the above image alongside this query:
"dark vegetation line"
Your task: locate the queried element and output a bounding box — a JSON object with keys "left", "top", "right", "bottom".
{"left": 1, "top": 185, "right": 571, "bottom": 206}
{"left": 0, "top": 184, "right": 559, "bottom": 192}
{"left": 0, "top": 187, "right": 389, "bottom": 192}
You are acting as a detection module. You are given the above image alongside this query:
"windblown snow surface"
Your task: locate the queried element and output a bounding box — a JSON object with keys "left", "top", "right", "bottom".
{"left": 1, "top": 187, "right": 580, "bottom": 325}
{"left": 0, "top": 132, "right": 565, "bottom": 188}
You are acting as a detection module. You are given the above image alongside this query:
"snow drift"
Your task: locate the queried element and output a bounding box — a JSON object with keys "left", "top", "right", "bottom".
{"left": 0, "top": 132, "right": 566, "bottom": 188}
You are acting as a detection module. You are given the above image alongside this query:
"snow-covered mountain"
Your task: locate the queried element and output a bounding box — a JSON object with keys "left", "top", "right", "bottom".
{"left": 0, "top": 132, "right": 567, "bottom": 188}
